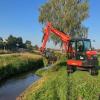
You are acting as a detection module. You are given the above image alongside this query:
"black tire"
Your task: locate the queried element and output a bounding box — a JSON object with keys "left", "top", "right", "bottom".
{"left": 94, "top": 68, "right": 99, "bottom": 75}
{"left": 72, "top": 66, "right": 76, "bottom": 72}
{"left": 89, "top": 68, "right": 98, "bottom": 76}
{"left": 67, "top": 65, "right": 75, "bottom": 74}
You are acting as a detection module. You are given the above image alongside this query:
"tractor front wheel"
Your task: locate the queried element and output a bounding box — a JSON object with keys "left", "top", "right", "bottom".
{"left": 67, "top": 65, "right": 76, "bottom": 74}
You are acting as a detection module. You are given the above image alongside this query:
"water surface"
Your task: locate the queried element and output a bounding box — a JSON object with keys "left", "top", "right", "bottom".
{"left": 0, "top": 73, "right": 39, "bottom": 100}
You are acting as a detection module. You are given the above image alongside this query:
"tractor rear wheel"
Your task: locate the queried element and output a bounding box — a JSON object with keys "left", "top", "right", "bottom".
{"left": 89, "top": 68, "right": 98, "bottom": 76}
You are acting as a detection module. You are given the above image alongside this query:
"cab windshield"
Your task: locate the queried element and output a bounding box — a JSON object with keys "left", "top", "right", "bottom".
{"left": 84, "top": 40, "right": 91, "bottom": 51}
{"left": 77, "top": 40, "right": 91, "bottom": 52}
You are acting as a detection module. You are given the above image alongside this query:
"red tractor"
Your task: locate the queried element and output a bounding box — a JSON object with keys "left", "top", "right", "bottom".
{"left": 40, "top": 22, "right": 99, "bottom": 75}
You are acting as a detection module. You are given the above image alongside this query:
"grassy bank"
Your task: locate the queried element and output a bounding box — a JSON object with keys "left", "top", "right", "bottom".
{"left": 0, "top": 53, "right": 44, "bottom": 81}
{"left": 17, "top": 58, "right": 100, "bottom": 100}
{"left": 17, "top": 61, "right": 67, "bottom": 100}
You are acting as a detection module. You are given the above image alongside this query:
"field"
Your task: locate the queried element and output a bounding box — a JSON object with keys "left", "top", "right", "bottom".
{"left": 0, "top": 53, "right": 44, "bottom": 81}
{"left": 17, "top": 57, "right": 100, "bottom": 100}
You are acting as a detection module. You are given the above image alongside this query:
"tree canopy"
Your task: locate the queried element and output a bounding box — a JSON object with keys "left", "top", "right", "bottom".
{"left": 39, "top": 0, "right": 89, "bottom": 44}
{"left": 0, "top": 35, "right": 34, "bottom": 51}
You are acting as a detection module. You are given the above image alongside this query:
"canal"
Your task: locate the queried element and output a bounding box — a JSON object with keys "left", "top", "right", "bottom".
{"left": 0, "top": 73, "right": 39, "bottom": 100}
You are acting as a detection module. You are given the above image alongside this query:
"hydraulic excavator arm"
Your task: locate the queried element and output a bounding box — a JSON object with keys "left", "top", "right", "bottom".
{"left": 40, "top": 22, "right": 99, "bottom": 76}
{"left": 40, "top": 22, "right": 71, "bottom": 52}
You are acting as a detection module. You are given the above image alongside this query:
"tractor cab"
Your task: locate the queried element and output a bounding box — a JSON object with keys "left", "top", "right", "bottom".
{"left": 67, "top": 38, "right": 99, "bottom": 75}
{"left": 68, "top": 38, "right": 92, "bottom": 60}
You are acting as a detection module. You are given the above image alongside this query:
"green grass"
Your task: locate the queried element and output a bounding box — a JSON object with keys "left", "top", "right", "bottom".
{"left": 17, "top": 61, "right": 67, "bottom": 100}
{"left": 68, "top": 71, "right": 100, "bottom": 100}
{"left": 17, "top": 59, "right": 100, "bottom": 100}
{"left": 0, "top": 53, "right": 44, "bottom": 81}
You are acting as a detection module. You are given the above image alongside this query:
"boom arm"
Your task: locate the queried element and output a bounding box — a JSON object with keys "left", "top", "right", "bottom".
{"left": 40, "top": 22, "right": 71, "bottom": 52}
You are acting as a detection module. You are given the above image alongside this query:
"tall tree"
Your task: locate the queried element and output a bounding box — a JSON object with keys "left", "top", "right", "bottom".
{"left": 39, "top": 0, "right": 89, "bottom": 44}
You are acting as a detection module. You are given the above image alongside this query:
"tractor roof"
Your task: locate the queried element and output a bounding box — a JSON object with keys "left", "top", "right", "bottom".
{"left": 71, "top": 38, "right": 90, "bottom": 42}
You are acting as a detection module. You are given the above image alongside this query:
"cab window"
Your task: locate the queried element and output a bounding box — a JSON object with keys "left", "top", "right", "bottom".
{"left": 68, "top": 41, "right": 76, "bottom": 52}
{"left": 84, "top": 40, "right": 91, "bottom": 51}
{"left": 77, "top": 41, "right": 84, "bottom": 52}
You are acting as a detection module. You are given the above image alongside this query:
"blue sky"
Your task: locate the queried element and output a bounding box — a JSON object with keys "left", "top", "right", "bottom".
{"left": 0, "top": 0, "right": 100, "bottom": 48}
